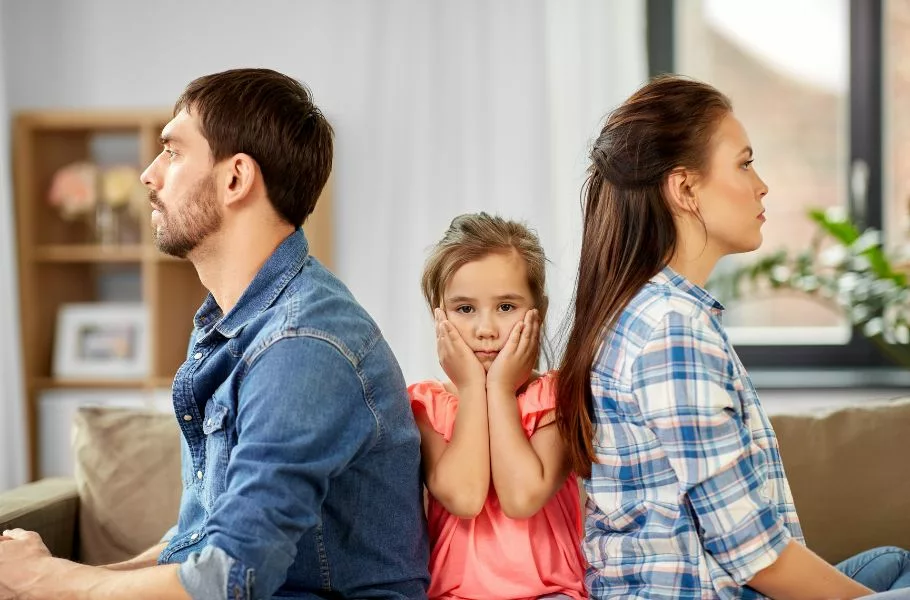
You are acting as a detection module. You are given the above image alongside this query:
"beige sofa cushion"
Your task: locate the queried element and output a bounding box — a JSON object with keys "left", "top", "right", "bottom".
{"left": 73, "top": 406, "right": 182, "bottom": 566}
{"left": 770, "top": 396, "right": 910, "bottom": 564}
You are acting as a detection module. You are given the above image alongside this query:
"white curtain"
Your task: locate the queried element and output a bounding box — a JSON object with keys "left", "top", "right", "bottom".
{"left": 335, "top": 0, "right": 647, "bottom": 382}
{"left": 0, "top": 3, "right": 28, "bottom": 491}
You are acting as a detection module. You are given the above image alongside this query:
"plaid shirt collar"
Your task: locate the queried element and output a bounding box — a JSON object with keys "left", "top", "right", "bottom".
{"left": 650, "top": 264, "right": 725, "bottom": 317}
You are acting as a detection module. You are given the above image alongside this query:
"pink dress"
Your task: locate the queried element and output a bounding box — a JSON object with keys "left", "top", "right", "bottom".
{"left": 409, "top": 372, "right": 587, "bottom": 600}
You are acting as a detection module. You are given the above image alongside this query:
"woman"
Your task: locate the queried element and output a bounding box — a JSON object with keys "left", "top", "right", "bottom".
{"left": 556, "top": 74, "right": 910, "bottom": 599}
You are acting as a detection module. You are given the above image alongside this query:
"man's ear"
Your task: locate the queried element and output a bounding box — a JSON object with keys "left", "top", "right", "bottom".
{"left": 221, "top": 153, "right": 258, "bottom": 207}
{"left": 664, "top": 167, "right": 700, "bottom": 216}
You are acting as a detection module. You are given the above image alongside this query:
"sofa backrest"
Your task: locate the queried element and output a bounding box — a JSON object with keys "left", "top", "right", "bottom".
{"left": 769, "top": 396, "right": 910, "bottom": 564}
{"left": 73, "top": 397, "right": 910, "bottom": 568}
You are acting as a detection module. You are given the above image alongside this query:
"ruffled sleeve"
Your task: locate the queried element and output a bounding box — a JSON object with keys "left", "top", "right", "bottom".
{"left": 518, "top": 371, "right": 558, "bottom": 436}
{"left": 408, "top": 380, "right": 459, "bottom": 441}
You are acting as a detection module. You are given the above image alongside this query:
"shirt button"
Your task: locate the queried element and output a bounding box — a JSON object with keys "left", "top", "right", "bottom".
{"left": 196, "top": 470, "right": 204, "bottom": 480}
{"left": 193, "top": 352, "right": 203, "bottom": 360}
{"left": 183, "top": 415, "right": 193, "bottom": 422}
{"left": 190, "top": 532, "right": 199, "bottom": 541}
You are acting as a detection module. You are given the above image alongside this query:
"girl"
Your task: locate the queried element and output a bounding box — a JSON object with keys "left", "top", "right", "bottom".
{"left": 555, "top": 74, "right": 910, "bottom": 599}
{"left": 409, "top": 212, "right": 587, "bottom": 599}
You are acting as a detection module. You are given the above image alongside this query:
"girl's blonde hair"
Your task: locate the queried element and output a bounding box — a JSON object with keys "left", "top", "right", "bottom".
{"left": 421, "top": 212, "right": 549, "bottom": 351}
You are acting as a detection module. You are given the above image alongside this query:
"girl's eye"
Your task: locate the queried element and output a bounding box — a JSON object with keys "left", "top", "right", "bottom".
{"left": 455, "top": 305, "right": 474, "bottom": 314}
{"left": 741, "top": 159, "right": 754, "bottom": 170}
{"left": 499, "top": 303, "right": 515, "bottom": 312}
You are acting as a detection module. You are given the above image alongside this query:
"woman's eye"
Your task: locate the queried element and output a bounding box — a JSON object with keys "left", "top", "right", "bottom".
{"left": 741, "top": 159, "right": 754, "bottom": 170}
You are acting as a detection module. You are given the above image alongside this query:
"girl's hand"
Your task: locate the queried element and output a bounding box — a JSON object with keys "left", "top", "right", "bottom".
{"left": 486, "top": 309, "right": 540, "bottom": 392}
{"left": 435, "top": 308, "right": 486, "bottom": 391}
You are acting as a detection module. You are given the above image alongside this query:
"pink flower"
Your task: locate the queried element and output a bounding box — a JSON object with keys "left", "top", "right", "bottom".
{"left": 47, "top": 162, "right": 98, "bottom": 219}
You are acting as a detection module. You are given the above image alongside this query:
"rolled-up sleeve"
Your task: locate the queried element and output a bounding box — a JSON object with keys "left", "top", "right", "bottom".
{"left": 178, "top": 334, "right": 377, "bottom": 600}
{"left": 631, "top": 312, "right": 791, "bottom": 584}
{"left": 179, "top": 546, "right": 237, "bottom": 599}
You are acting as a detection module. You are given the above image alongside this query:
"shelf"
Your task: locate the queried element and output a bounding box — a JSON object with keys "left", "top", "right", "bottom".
{"left": 32, "top": 377, "right": 149, "bottom": 389}
{"left": 150, "top": 377, "right": 175, "bottom": 390}
{"left": 32, "top": 244, "right": 147, "bottom": 263}
{"left": 31, "top": 244, "right": 195, "bottom": 264}
{"left": 155, "top": 252, "right": 190, "bottom": 262}
{"left": 17, "top": 109, "right": 172, "bottom": 131}
{"left": 30, "top": 245, "right": 194, "bottom": 263}
{"left": 31, "top": 377, "right": 175, "bottom": 394}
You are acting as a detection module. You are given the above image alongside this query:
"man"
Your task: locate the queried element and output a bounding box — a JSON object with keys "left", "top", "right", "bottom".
{"left": 0, "top": 68, "right": 429, "bottom": 599}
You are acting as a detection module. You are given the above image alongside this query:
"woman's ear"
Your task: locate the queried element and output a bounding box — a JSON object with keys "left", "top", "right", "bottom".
{"left": 664, "top": 168, "right": 700, "bottom": 216}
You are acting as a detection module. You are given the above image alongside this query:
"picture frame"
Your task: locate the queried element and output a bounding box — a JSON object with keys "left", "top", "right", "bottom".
{"left": 53, "top": 302, "right": 150, "bottom": 380}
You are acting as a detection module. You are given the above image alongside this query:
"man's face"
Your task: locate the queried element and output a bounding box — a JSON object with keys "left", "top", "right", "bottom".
{"left": 140, "top": 110, "right": 222, "bottom": 259}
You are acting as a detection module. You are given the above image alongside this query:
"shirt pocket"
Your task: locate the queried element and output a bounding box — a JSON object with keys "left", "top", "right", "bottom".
{"left": 201, "top": 401, "right": 231, "bottom": 513}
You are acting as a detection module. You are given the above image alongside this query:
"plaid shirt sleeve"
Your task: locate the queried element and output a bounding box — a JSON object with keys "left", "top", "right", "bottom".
{"left": 631, "top": 311, "right": 792, "bottom": 585}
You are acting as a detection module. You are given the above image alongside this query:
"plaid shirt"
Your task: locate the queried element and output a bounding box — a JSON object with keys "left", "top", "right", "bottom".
{"left": 584, "top": 266, "right": 803, "bottom": 599}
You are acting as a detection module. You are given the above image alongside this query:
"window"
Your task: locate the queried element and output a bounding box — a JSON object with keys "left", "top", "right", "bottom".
{"left": 648, "top": 0, "right": 896, "bottom": 371}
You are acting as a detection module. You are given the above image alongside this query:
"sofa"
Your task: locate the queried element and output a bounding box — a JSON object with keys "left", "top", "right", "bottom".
{"left": 1, "top": 397, "right": 909, "bottom": 566}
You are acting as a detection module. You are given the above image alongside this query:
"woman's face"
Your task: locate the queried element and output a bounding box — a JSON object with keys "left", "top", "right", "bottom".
{"left": 695, "top": 112, "right": 769, "bottom": 256}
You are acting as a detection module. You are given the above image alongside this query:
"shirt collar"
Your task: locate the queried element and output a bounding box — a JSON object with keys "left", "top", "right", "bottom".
{"left": 649, "top": 264, "right": 725, "bottom": 316}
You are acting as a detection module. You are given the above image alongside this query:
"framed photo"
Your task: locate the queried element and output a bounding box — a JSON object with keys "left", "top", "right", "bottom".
{"left": 53, "top": 303, "right": 150, "bottom": 379}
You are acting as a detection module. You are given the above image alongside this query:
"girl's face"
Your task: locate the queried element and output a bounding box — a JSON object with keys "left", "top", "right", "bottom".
{"left": 443, "top": 250, "right": 535, "bottom": 371}
{"left": 695, "top": 112, "right": 770, "bottom": 255}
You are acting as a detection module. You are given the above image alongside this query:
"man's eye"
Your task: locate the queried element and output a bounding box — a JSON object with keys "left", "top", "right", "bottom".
{"left": 164, "top": 148, "right": 177, "bottom": 159}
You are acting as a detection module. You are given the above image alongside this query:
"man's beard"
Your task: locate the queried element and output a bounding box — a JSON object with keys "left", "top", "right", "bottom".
{"left": 152, "top": 175, "right": 222, "bottom": 259}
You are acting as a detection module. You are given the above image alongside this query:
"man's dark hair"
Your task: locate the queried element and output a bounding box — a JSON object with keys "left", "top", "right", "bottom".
{"left": 175, "top": 68, "right": 334, "bottom": 227}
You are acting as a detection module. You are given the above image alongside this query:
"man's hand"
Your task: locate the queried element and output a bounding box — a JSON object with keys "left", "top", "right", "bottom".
{"left": 0, "top": 529, "right": 52, "bottom": 560}
{"left": 0, "top": 529, "right": 66, "bottom": 599}
{"left": 0, "top": 528, "right": 189, "bottom": 600}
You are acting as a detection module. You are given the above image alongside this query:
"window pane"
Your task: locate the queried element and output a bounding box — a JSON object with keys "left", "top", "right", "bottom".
{"left": 676, "top": 0, "right": 850, "bottom": 344}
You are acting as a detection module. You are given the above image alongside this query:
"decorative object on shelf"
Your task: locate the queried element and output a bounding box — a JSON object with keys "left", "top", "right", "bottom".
{"left": 47, "top": 162, "right": 98, "bottom": 220}
{"left": 53, "top": 303, "right": 150, "bottom": 380}
{"left": 709, "top": 207, "right": 910, "bottom": 367}
{"left": 47, "top": 162, "right": 146, "bottom": 245}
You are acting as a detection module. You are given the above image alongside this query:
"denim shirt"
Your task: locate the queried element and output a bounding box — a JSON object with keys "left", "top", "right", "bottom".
{"left": 157, "top": 229, "right": 430, "bottom": 599}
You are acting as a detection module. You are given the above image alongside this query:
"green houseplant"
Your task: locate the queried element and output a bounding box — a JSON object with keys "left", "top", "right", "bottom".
{"left": 708, "top": 208, "right": 910, "bottom": 367}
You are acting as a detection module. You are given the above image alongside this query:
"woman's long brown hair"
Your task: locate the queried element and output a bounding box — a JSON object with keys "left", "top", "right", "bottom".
{"left": 556, "top": 75, "right": 732, "bottom": 478}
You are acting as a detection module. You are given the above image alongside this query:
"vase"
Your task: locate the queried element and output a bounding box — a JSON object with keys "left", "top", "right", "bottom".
{"left": 93, "top": 202, "right": 120, "bottom": 246}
